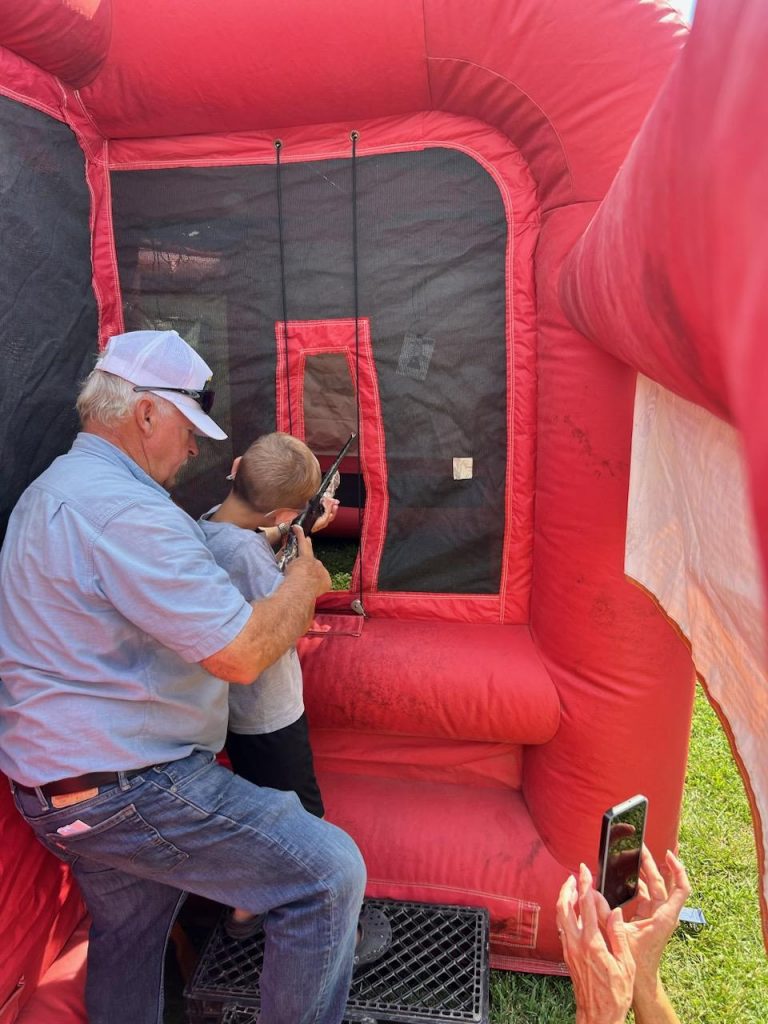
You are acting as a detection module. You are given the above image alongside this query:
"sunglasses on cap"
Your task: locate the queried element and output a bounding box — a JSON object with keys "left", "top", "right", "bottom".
{"left": 133, "top": 385, "right": 215, "bottom": 414}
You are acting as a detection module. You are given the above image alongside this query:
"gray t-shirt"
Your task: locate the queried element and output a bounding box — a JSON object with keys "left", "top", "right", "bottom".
{"left": 199, "top": 512, "right": 304, "bottom": 734}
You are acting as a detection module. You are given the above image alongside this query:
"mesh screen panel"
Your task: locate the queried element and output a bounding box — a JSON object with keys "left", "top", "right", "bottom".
{"left": 112, "top": 149, "right": 507, "bottom": 593}
{"left": 0, "top": 96, "right": 98, "bottom": 543}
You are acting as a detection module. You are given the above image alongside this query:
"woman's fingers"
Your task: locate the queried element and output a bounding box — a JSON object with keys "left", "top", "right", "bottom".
{"left": 556, "top": 875, "right": 580, "bottom": 943}
{"left": 605, "top": 907, "right": 633, "bottom": 967}
{"left": 639, "top": 844, "right": 668, "bottom": 903}
{"left": 664, "top": 850, "right": 692, "bottom": 911}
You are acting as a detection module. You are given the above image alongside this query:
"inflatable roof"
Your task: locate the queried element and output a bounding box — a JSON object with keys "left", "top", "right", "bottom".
{"left": 0, "top": 0, "right": 765, "bottom": 1018}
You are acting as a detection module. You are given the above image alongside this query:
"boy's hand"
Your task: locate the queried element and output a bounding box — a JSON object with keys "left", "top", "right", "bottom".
{"left": 284, "top": 525, "right": 331, "bottom": 597}
{"left": 311, "top": 497, "right": 340, "bottom": 534}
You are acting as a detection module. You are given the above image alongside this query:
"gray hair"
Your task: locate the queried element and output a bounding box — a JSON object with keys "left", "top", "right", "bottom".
{"left": 76, "top": 368, "right": 173, "bottom": 428}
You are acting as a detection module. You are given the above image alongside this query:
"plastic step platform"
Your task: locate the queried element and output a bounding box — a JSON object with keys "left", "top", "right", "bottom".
{"left": 184, "top": 898, "right": 490, "bottom": 1024}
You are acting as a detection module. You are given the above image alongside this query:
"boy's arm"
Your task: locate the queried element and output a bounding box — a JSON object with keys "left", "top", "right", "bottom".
{"left": 261, "top": 522, "right": 291, "bottom": 550}
{"left": 264, "top": 497, "right": 341, "bottom": 550}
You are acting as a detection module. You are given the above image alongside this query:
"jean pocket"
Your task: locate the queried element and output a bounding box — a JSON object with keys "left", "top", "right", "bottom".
{"left": 45, "top": 803, "right": 188, "bottom": 874}
{"left": 37, "top": 833, "right": 81, "bottom": 868}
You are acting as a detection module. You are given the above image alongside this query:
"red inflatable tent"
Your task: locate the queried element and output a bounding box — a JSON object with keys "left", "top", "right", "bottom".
{"left": 5, "top": 1, "right": 762, "bottom": 1020}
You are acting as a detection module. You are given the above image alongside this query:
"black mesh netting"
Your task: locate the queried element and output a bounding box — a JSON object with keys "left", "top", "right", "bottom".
{"left": 0, "top": 95, "right": 98, "bottom": 544}
{"left": 111, "top": 148, "right": 508, "bottom": 594}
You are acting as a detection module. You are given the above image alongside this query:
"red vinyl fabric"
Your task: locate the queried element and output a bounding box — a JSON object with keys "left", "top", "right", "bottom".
{"left": 560, "top": 0, "right": 768, "bottom": 945}
{"left": 74, "top": 0, "right": 685, "bottom": 206}
{"left": 319, "top": 771, "right": 568, "bottom": 967}
{"left": 560, "top": 0, "right": 768, "bottom": 593}
{"left": 274, "top": 318, "right": 390, "bottom": 604}
{"left": 16, "top": 919, "right": 88, "bottom": 1024}
{"left": 0, "top": 779, "right": 84, "bottom": 1023}
{"left": 0, "top": 0, "right": 110, "bottom": 89}
{"left": 299, "top": 620, "right": 560, "bottom": 744}
{"left": 0, "top": 0, "right": 707, "bottom": 991}
{"left": 527, "top": 203, "right": 696, "bottom": 869}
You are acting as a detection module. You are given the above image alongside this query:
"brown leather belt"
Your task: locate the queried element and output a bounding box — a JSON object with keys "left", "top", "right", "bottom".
{"left": 14, "top": 766, "right": 156, "bottom": 797}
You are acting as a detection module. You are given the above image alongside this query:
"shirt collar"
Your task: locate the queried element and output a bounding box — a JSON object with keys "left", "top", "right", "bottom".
{"left": 72, "top": 432, "right": 171, "bottom": 498}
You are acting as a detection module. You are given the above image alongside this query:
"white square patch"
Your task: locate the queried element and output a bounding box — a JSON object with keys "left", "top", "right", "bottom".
{"left": 453, "top": 457, "right": 473, "bottom": 480}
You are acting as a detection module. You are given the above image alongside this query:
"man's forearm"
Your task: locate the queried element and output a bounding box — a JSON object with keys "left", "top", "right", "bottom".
{"left": 201, "top": 566, "right": 318, "bottom": 683}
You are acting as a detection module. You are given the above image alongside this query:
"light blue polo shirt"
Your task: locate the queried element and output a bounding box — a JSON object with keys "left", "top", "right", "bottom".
{"left": 0, "top": 433, "right": 253, "bottom": 786}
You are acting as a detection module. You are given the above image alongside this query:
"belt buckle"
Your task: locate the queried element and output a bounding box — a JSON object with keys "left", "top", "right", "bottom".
{"left": 51, "top": 788, "right": 100, "bottom": 809}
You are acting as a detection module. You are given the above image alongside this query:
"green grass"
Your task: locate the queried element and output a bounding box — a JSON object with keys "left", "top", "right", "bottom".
{"left": 315, "top": 537, "right": 358, "bottom": 591}
{"left": 490, "top": 687, "right": 768, "bottom": 1023}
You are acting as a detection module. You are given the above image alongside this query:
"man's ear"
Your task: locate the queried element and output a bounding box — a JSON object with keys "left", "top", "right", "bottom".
{"left": 134, "top": 397, "right": 156, "bottom": 436}
{"left": 229, "top": 455, "right": 242, "bottom": 479}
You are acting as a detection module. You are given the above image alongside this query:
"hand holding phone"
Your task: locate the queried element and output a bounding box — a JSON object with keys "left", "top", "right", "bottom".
{"left": 597, "top": 794, "right": 648, "bottom": 909}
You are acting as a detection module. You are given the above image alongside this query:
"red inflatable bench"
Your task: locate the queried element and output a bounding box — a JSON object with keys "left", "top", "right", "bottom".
{"left": 299, "top": 616, "right": 567, "bottom": 967}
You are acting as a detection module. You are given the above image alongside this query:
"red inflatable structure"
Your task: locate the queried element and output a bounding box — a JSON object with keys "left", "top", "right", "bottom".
{"left": 0, "top": 0, "right": 764, "bottom": 1020}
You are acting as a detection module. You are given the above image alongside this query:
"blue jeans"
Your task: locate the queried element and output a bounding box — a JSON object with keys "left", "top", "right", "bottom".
{"left": 13, "top": 750, "right": 366, "bottom": 1024}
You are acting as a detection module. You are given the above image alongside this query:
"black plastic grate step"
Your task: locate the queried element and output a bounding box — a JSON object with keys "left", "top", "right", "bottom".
{"left": 184, "top": 898, "right": 490, "bottom": 1023}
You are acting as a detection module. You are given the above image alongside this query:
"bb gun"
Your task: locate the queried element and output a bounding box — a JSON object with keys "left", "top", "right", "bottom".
{"left": 277, "top": 432, "right": 356, "bottom": 571}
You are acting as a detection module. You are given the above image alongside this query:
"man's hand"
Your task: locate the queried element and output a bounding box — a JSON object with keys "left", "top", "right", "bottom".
{"left": 557, "top": 864, "right": 635, "bottom": 1024}
{"left": 284, "top": 525, "right": 332, "bottom": 598}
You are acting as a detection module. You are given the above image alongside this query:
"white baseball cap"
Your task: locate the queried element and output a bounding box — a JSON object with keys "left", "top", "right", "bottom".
{"left": 97, "top": 329, "right": 227, "bottom": 440}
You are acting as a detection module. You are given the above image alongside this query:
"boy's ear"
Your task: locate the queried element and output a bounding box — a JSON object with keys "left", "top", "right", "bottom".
{"left": 229, "top": 455, "right": 242, "bottom": 479}
{"left": 274, "top": 503, "right": 301, "bottom": 520}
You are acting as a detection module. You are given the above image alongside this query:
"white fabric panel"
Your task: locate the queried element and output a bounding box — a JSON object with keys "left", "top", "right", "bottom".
{"left": 626, "top": 374, "right": 767, "bottom": 924}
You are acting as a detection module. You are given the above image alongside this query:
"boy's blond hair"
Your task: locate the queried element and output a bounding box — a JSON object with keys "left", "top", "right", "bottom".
{"left": 233, "top": 432, "right": 320, "bottom": 513}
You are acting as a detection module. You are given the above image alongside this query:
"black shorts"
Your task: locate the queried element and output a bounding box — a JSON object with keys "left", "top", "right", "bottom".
{"left": 226, "top": 712, "right": 325, "bottom": 818}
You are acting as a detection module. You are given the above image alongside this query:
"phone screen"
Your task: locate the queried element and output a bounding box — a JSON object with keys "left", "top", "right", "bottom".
{"left": 599, "top": 796, "right": 647, "bottom": 909}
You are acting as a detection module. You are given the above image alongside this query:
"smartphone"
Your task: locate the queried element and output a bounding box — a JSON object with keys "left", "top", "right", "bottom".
{"left": 597, "top": 794, "right": 648, "bottom": 909}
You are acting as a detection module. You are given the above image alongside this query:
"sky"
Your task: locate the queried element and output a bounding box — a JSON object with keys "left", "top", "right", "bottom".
{"left": 669, "top": 0, "right": 697, "bottom": 22}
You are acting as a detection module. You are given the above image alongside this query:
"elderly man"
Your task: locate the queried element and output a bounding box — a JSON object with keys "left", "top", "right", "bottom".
{"left": 0, "top": 330, "right": 365, "bottom": 1024}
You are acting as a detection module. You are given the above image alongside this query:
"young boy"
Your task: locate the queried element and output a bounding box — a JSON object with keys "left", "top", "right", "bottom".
{"left": 198, "top": 432, "right": 328, "bottom": 937}
{"left": 200, "top": 433, "right": 391, "bottom": 963}
{"left": 199, "top": 432, "right": 329, "bottom": 821}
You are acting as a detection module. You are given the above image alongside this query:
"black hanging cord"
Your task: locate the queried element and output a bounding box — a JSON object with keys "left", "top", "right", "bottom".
{"left": 275, "top": 139, "right": 293, "bottom": 435}
{"left": 350, "top": 130, "right": 365, "bottom": 616}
